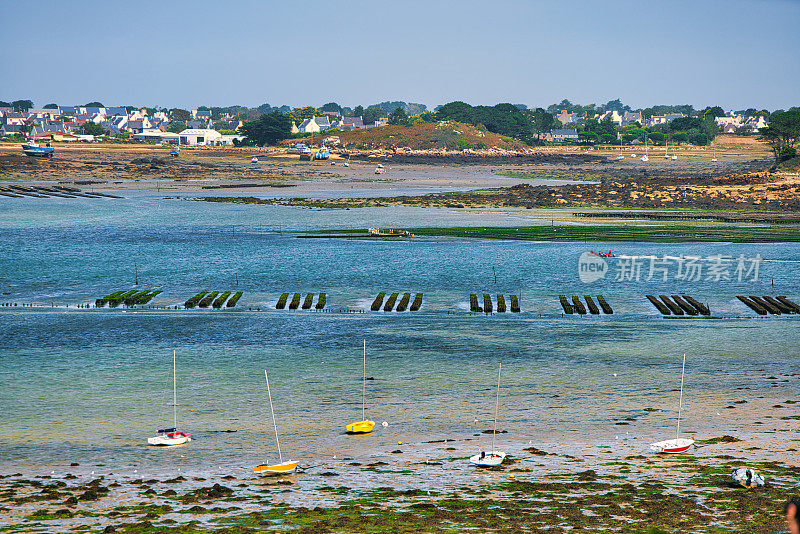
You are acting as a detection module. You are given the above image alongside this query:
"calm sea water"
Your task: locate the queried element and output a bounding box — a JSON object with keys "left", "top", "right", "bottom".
{"left": 1, "top": 192, "right": 799, "bottom": 477}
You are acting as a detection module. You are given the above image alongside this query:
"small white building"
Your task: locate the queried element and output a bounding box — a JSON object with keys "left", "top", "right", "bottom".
{"left": 178, "top": 128, "right": 222, "bottom": 145}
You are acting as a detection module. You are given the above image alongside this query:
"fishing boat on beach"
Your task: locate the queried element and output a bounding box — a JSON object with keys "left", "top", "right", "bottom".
{"left": 147, "top": 350, "right": 191, "bottom": 446}
{"left": 650, "top": 353, "right": 694, "bottom": 454}
{"left": 470, "top": 363, "right": 507, "bottom": 467}
{"left": 22, "top": 140, "right": 54, "bottom": 158}
{"left": 346, "top": 340, "right": 375, "bottom": 434}
{"left": 253, "top": 370, "right": 299, "bottom": 475}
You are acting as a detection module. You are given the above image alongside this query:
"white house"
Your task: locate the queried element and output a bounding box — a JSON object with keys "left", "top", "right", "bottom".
{"left": 297, "top": 117, "right": 322, "bottom": 133}
{"left": 178, "top": 128, "right": 223, "bottom": 145}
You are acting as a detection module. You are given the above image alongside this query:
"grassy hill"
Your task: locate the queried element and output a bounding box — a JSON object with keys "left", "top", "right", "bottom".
{"left": 286, "top": 121, "right": 527, "bottom": 151}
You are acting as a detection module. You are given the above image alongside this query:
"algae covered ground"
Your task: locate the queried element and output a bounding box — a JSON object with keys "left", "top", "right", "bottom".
{"left": 303, "top": 224, "right": 800, "bottom": 243}
{"left": 2, "top": 441, "right": 797, "bottom": 533}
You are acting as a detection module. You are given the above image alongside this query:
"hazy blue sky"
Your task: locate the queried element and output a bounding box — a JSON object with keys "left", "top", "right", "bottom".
{"left": 1, "top": 0, "right": 798, "bottom": 111}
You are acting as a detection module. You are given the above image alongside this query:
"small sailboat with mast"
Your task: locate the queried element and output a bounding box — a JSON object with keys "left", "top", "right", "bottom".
{"left": 147, "top": 350, "right": 191, "bottom": 446}
{"left": 470, "top": 363, "right": 507, "bottom": 467}
{"left": 253, "top": 370, "right": 299, "bottom": 475}
{"left": 650, "top": 353, "right": 695, "bottom": 454}
{"left": 346, "top": 340, "right": 375, "bottom": 434}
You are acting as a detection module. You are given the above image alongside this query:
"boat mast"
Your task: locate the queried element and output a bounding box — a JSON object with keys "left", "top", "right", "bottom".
{"left": 264, "top": 370, "right": 283, "bottom": 463}
{"left": 362, "top": 339, "right": 367, "bottom": 421}
{"left": 173, "top": 349, "right": 177, "bottom": 430}
{"left": 677, "top": 353, "right": 686, "bottom": 440}
{"left": 491, "top": 363, "right": 501, "bottom": 453}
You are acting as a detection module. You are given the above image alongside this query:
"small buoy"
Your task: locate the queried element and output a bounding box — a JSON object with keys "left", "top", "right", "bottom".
{"left": 509, "top": 474, "right": 515, "bottom": 478}
{"left": 398, "top": 441, "right": 403, "bottom": 445}
{"left": 382, "top": 421, "right": 388, "bottom": 427}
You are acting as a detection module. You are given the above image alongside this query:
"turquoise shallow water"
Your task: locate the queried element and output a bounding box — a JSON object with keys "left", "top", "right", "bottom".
{"left": 0, "top": 192, "right": 799, "bottom": 477}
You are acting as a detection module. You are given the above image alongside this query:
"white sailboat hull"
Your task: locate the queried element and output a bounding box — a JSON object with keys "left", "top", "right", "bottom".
{"left": 470, "top": 451, "right": 506, "bottom": 467}
{"left": 148, "top": 432, "right": 191, "bottom": 446}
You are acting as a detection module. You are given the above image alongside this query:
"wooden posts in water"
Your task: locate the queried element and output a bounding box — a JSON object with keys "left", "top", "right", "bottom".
{"left": 410, "top": 293, "right": 423, "bottom": 311}
{"left": 227, "top": 291, "right": 243, "bottom": 307}
{"left": 658, "top": 295, "right": 683, "bottom": 315}
{"left": 301, "top": 293, "right": 314, "bottom": 309}
{"left": 185, "top": 291, "right": 207, "bottom": 309}
{"left": 647, "top": 294, "right": 708, "bottom": 316}
{"left": 737, "top": 296, "right": 766, "bottom": 315}
{"left": 198, "top": 291, "right": 219, "bottom": 308}
{"left": 584, "top": 295, "right": 600, "bottom": 315}
{"left": 470, "top": 294, "right": 482, "bottom": 312}
{"left": 777, "top": 296, "right": 800, "bottom": 313}
{"left": 276, "top": 293, "right": 289, "bottom": 309}
{"left": 289, "top": 293, "right": 301, "bottom": 310}
{"left": 596, "top": 295, "right": 613, "bottom": 314}
{"left": 509, "top": 295, "right": 520, "bottom": 313}
{"left": 395, "top": 293, "right": 411, "bottom": 312}
{"left": 383, "top": 292, "right": 399, "bottom": 312}
{"left": 646, "top": 295, "right": 671, "bottom": 315}
{"left": 371, "top": 292, "right": 386, "bottom": 311}
{"left": 763, "top": 296, "right": 792, "bottom": 314}
{"left": 682, "top": 295, "right": 709, "bottom": 315}
{"left": 670, "top": 295, "right": 698, "bottom": 316}
{"left": 316, "top": 293, "right": 326, "bottom": 309}
{"left": 571, "top": 296, "right": 587, "bottom": 314}
{"left": 749, "top": 296, "right": 780, "bottom": 314}
{"left": 483, "top": 294, "right": 493, "bottom": 314}
{"left": 559, "top": 295, "right": 573, "bottom": 314}
{"left": 496, "top": 295, "right": 506, "bottom": 313}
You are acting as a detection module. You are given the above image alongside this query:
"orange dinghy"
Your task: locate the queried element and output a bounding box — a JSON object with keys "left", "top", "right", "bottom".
{"left": 253, "top": 370, "right": 298, "bottom": 476}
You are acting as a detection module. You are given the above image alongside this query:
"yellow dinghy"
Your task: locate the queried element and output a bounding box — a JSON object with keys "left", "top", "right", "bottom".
{"left": 346, "top": 340, "right": 375, "bottom": 435}
{"left": 253, "top": 460, "right": 299, "bottom": 475}
{"left": 253, "top": 370, "right": 299, "bottom": 476}
{"left": 346, "top": 420, "right": 375, "bottom": 434}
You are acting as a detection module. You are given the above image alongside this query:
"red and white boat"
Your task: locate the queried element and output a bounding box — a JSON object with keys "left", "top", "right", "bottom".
{"left": 650, "top": 353, "right": 694, "bottom": 454}
{"left": 649, "top": 437, "right": 694, "bottom": 454}
{"left": 148, "top": 350, "right": 191, "bottom": 447}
